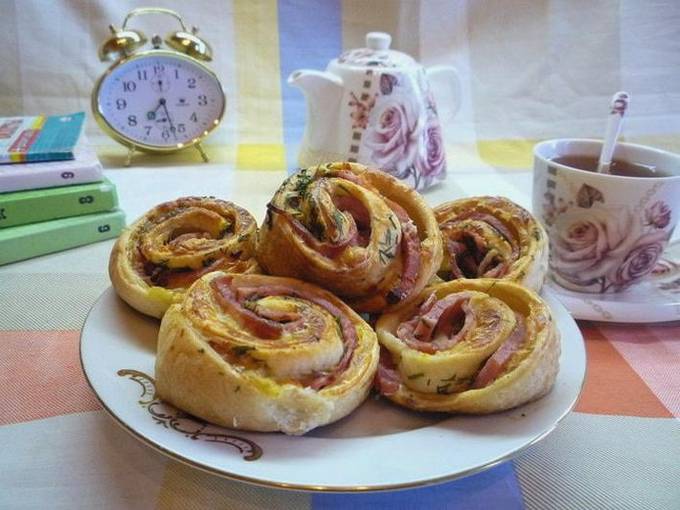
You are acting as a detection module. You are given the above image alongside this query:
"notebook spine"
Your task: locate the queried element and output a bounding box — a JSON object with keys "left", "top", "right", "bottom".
{"left": 0, "top": 209, "right": 126, "bottom": 265}
{"left": 0, "top": 180, "right": 118, "bottom": 228}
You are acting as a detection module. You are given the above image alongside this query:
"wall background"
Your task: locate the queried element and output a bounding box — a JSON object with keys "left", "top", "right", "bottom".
{"left": 1, "top": 0, "right": 679, "bottom": 169}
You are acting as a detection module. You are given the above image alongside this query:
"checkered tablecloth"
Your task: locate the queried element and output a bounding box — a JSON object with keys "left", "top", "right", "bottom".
{"left": 2, "top": 1, "right": 680, "bottom": 508}
{"left": 2, "top": 160, "right": 679, "bottom": 509}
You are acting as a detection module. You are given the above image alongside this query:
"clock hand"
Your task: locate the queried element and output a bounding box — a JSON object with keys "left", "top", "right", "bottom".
{"left": 160, "top": 99, "right": 177, "bottom": 140}
{"left": 147, "top": 98, "right": 164, "bottom": 121}
{"left": 154, "top": 98, "right": 163, "bottom": 111}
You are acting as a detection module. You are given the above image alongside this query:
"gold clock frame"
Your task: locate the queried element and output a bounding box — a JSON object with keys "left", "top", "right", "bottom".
{"left": 92, "top": 50, "right": 226, "bottom": 165}
{"left": 93, "top": 8, "right": 226, "bottom": 166}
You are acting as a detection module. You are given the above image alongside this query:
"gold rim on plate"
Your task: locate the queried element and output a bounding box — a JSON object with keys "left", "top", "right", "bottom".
{"left": 79, "top": 287, "right": 586, "bottom": 493}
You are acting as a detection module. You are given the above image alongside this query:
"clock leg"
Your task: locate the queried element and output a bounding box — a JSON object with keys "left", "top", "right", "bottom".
{"left": 125, "top": 146, "right": 136, "bottom": 167}
{"left": 195, "top": 142, "right": 209, "bottom": 163}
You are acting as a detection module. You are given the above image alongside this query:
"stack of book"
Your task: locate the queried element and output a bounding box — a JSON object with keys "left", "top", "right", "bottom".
{"left": 0, "top": 113, "right": 125, "bottom": 265}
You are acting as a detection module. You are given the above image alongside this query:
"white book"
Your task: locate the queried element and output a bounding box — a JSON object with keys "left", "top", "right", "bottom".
{"left": 0, "top": 142, "right": 103, "bottom": 193}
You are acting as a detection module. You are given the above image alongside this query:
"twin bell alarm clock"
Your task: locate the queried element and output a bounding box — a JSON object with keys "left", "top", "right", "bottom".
{"left": 92, "top": 8, "right": 225, "bottom": 164}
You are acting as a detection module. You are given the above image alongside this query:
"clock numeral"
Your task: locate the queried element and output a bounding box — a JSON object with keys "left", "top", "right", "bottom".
{"left": 153, "top": 64, "right": 165, "bottom": 74}
{"left": 187, "top": 77, "right": 196, "bottom": 89}
{"left": 127, "top": 115, "right": 137, "bottom": 127}
{"left": 175, "top": 69, "right": 180, "bottom": 79}
{"left": 123, "top": 81, "right": 136, "bottom": 92}
{"left": 162, "top": 128, "right": 170, "bottom": 140}
{"left": 190, "top": 112, "right": 198, "bottom": 122}
{"left": 116, "top": 98, "right": 127, "bottom": 110}
{"left": 197, "top": 95, "right": 207, "bottom": 106}
{"left": 177, "top": 123, "right": 186, "bottom": 133}
{"left": 144, "top": 126, "right": 152, "bottom": 136}
{"left": 137, "top": 69, "right": 148, "bottom": 80}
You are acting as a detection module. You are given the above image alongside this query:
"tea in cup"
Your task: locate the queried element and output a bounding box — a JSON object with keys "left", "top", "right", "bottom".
{"left": 532, "top": 139, "right": 680, "bottom": 293}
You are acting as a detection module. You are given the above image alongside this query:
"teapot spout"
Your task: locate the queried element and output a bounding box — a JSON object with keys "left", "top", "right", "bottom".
{"left": 288, "top": 69, "right": 343, "bottom": 100}
{"left": 288, "top": 70, "right": 344, "bottom": 151}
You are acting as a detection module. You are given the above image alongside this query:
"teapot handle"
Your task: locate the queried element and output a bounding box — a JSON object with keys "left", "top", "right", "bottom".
{"left": 425, "top": 65, "right": 462, "bottom": 123}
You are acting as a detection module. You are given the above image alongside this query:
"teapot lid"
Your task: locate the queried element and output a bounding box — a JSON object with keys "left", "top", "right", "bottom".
{"left": 335, "top": 32, "right": 417, "bottom": 69}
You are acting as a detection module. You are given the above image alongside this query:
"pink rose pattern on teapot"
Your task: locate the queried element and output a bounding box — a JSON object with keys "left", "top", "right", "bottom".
{"left": 290, "top": 32, "right": 458, "bottom": 189}
{"left": 353, "top": 70, "right": 447, "bottom": 190}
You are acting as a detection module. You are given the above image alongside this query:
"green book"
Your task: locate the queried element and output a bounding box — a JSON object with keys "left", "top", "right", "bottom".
{"left": 0, "top": 178, "right": 118, "bottom": 228}
{"left": 0, "top": 209, "right": 125, "bottom": 265}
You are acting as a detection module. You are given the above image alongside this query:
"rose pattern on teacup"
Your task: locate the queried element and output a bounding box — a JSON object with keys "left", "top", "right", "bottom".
{"left": 645, "top": 200, "right": 671, "bottom": 229}
{"left": 353, "top": 71, "right": 447, "bottom": 190}
{"left": 609, "top": 230, "right": 668, "bottom": 288}
{"left": 651, "top": 253, "right": 680, "bottom": 277}
{"left": 545, "top": 182, "right": 673, "bottom": 293}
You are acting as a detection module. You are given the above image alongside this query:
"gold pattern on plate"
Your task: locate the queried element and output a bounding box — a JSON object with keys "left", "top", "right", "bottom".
{"left": 117, "top": 369, "right": 263, "bottom": 461}
{"left": 581, "top": 298, "right": 614, "bottom": 320}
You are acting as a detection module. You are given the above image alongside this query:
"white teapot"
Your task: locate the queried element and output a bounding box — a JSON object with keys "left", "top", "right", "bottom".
{"left": 289, "top": 32, "right": 460, "bottom": 190}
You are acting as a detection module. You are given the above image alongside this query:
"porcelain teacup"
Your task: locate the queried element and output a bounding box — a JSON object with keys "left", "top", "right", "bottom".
{"left": 532, "top": 139, "right": 680, "bottom": 293}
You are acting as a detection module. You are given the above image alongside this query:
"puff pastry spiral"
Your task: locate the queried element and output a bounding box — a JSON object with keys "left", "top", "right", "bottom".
{"left": 155, "top": 272, "right": 379, "bottom": 435}
{"left": 434, "top": 197, "right": 548, "bottom": 292}
{"left": 109, "top": 197, "right": 259, "bottom": 318}
{"left": 375, "top": 279, "right": 560, "bottom": 414}
{"left": 257, "top": 162, "right": 443, "bottom": 313}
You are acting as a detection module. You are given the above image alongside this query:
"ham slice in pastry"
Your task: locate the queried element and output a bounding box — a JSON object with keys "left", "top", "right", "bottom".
{"left": 375, "top": 279, "right": 560, "bottom": 414}
{"left": 256, "top": 162, "right": 442, "bottom": 313}
{"left": 155, "top": 272, "right": 379, "bottom": 435}
{"left": 434, "top": 196, "right": 548, "bottom": 292}
{"left": 109, "top": 197, "right": 260, "bottom": 318}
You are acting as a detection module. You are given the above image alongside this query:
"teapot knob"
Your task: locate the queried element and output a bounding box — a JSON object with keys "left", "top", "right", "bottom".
{"left": 366, "top": 32, "right": 391, "bottom": 50}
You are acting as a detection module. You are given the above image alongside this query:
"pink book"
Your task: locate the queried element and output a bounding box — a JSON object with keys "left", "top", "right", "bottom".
{"left": 0, "top": 142, "right": 103, "bottom": 193}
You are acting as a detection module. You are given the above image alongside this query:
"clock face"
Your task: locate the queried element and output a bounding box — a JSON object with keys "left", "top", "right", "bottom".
{"left": 96, "top": 52, "right": 225, "bottom": 149}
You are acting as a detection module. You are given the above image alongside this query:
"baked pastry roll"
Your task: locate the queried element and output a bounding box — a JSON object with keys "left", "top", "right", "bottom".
{"left": 375, "top": 279, "right": 560, "bottom": 414}
{"left": 109, "top": 197, "right": 259, "bottom": 318}
{"left": 434, "top": 196, "right": 548, "bottom": 292}
{"left": 257, "top": 162, "right": 443, "bottom": 313}
{"left": 155, "top": 272, "right": 379, "bottom": 435}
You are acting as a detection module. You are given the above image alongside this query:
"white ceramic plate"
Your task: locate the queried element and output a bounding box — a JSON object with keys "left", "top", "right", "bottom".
{"left": 80, "top": 287, "right": 586, "bottom": 492}
{"left": 547, "top": 240, "right": 680, "bottom": 323}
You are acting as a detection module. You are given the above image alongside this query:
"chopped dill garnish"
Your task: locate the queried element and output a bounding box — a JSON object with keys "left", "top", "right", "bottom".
{"left": 333, "top": 209, "right": 345, "bottom": 226}
{"left": 378, "top": 229, "right": 397, "bottom": 264}
{"left": 242, "top": 299, "right": 258, "bottom": 312}
{"left": 294, "top": 170, "right": 314, "bottom": 198}
{"left": 436, "top": 383, "right": 452, "bottom": 394}
{"left": 231, "top": 345, "right": 256, "bottom": 356}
